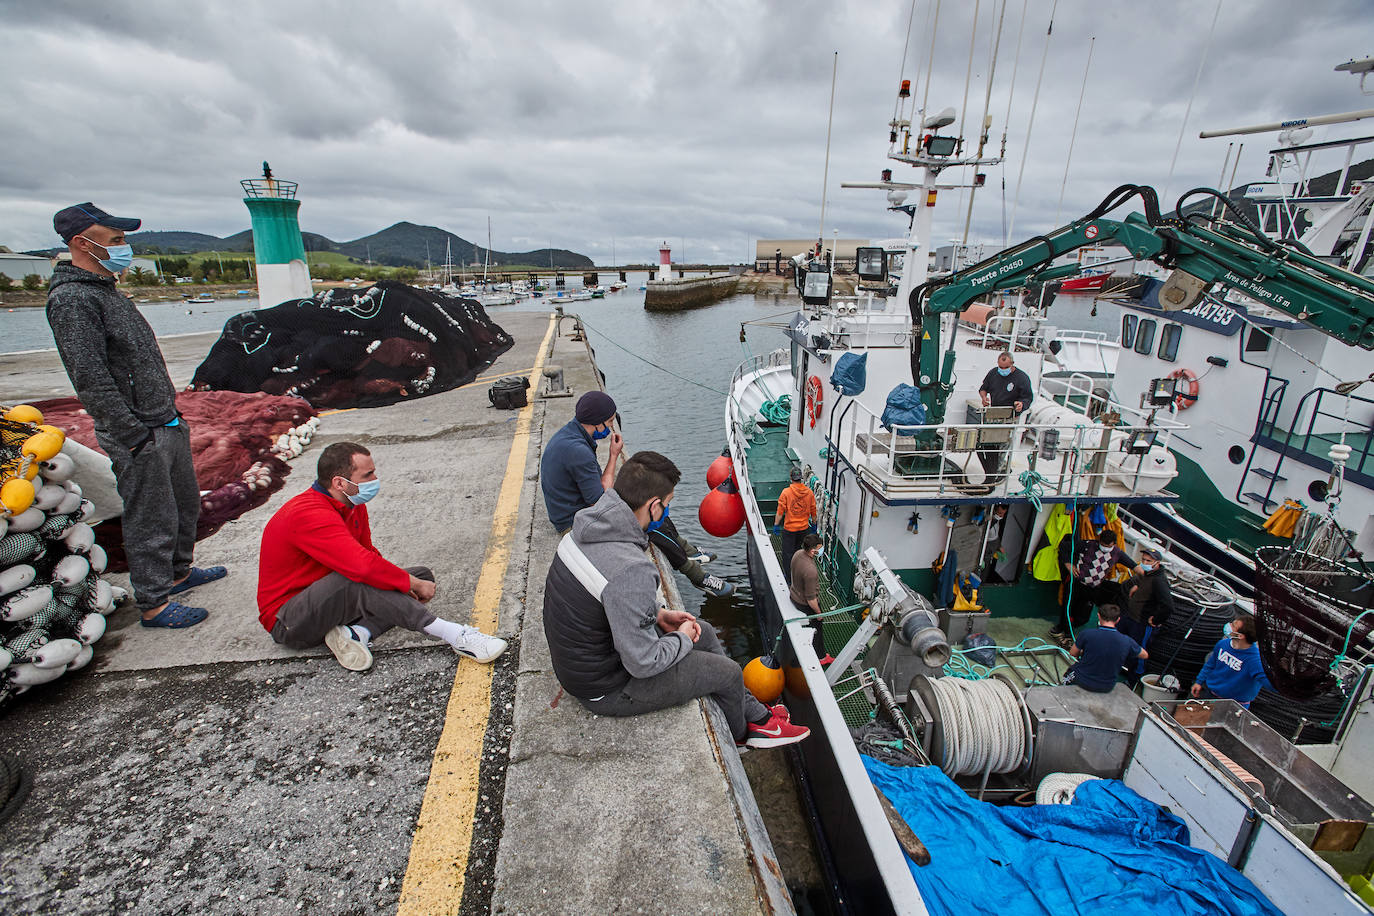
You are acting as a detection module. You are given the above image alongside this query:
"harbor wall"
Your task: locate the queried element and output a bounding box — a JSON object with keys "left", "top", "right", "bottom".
{"left": 644, "top": 273, "right": 740, "bottom": 311}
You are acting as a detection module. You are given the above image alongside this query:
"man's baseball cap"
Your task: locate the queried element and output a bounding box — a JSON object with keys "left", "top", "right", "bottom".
{"left": 575, "top": 390, "right": 617, "bottom": 425}
{"left": 53, "top": 203, "right": 141, "bottom": 243}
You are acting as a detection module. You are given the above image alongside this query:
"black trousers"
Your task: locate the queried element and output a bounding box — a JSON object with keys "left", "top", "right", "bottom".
{"left": 780, "top": 528, "right": 806, "bottom": 583}
{"left": 1058, "top": 580, "right": 1120, "bottom": 633}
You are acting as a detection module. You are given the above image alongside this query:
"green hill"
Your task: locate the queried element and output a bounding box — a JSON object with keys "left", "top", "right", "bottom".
{"left": 126, "top": 221, "right": 592, "bottom": 269}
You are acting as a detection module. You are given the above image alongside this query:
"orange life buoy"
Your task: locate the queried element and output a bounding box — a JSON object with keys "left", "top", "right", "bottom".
{"left": 1169, "top": 368, "right": 1199, "bottom": 410}
{"left": 805, "top": 375, "right": 824, "bottom": 428}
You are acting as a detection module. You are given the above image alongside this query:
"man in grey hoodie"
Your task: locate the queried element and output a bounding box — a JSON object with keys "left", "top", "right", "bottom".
{"left": 543, "top": 451, "right": 809, "bottom": 749}
{"left": 44, "top": 203, "right": 225, "bottom": 629}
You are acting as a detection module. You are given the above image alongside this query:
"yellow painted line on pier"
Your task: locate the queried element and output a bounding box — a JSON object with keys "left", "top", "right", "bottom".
{"left": 396, "top": 315, "right": 556, "bottom": 915}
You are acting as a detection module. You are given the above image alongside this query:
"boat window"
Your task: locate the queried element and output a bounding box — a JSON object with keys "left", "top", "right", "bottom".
{"left": 1158, "top": 324, "right": 1182, "bottom": 362}
{"left": 790, "top": 341, "right": 801, "bottom": 384}
{"left": 1134, "top": 319, "right": 1156, "bottom": 355}
{"left": 1245, "top": 327, "right": 1272, "bottom": 352}
{"left": 798, "top": 351, "right": 809, "bottom": 433}
{"left": 1121, "top": 315, "right": 1138, "bottom": 348}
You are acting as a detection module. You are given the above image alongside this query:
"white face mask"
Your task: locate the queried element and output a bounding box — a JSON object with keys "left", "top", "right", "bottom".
{"left": 814, "top": 547, "right": 824, "bottom": 559}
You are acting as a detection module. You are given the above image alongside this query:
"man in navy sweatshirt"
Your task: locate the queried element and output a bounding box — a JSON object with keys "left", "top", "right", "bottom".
{"left": 45, "top": 203, "right": 225, "bottom": 630}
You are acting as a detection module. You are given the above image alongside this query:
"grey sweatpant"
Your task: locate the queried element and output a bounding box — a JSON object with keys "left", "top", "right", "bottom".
{"left": 580, "top": 621, "right": 770, "bottom": 741}
{"left": 98, "top": 421, "right": 199, "bottom": 611}
{"left": 270, "top": 566, "right": 438, "bottom": 649}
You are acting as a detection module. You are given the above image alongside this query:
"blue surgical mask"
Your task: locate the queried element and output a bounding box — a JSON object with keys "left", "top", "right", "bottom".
{"left": 80, "top": 235, "right": 134, "bottom": 274}
{"left": 1224, "top": 622, "right": 1236, "bottom": 638}
{"left": 997, "top": 366, "right": 1013, "bottom": 377}
{"left": 345, "top": 478, "right": 381, "bottom": 505}
{"left": 591, "top": 424, "right": 611, "bottom": 441}
{"left": 647, "top": 501, "right": 670, "bottom": 533}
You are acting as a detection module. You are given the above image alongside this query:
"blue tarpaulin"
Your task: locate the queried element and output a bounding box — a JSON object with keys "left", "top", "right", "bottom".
{"left": 880, "top": 383, "right": 927, "bottom": 430}
{"left": 863, "top": 757, "right": 1283, "bottom": 916}
{"left": 830, "top": 352, "right": 868, "bottom": 395}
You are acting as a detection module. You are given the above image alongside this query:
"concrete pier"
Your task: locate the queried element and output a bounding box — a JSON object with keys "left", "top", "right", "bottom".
{"left": 644, "top": 274, "right": 740, "bottom": 311}
{"left": 0, "top": 311, "right": 791, "bottom": 914}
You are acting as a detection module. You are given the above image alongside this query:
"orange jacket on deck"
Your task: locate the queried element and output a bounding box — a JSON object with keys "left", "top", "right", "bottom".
{"left": 776, "top": 482, "right": 817, "bottom": 532}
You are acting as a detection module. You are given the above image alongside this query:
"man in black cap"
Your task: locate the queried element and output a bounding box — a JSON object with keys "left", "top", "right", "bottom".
{"left": 45, "top": 203, "right": 225, "bottom": 629}
{"left": 540, "top": 391, "right": 733, "bottom": 597}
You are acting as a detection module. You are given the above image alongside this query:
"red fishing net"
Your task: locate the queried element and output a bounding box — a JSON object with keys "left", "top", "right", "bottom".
{"left": 32, "top": 390, "right": 316, "bottom": 571}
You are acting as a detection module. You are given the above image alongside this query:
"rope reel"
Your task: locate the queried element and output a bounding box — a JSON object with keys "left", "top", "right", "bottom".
{"left": 910, "top": 674, "right": 1029, "bottom": 778}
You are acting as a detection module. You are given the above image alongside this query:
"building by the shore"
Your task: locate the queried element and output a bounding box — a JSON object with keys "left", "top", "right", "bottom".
{"left": 0, "top": 248, "right": 55, "bottom": 284}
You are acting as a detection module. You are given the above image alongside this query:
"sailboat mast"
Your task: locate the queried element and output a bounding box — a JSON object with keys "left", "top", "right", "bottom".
{"left": 483, "top": 216, "right": 491, "bottom": 286}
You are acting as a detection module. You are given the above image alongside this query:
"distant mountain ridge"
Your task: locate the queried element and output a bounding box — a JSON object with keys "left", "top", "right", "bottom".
{"left": 124, "top": 221, "right": 594, "bottom": 269}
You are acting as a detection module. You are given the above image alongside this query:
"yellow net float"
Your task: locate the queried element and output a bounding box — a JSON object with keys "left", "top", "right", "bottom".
{"left": 1, "top": 405, "right": 44, "bottom": 425}
{"left": 20, "top": 429, "right": 65, "bottom": 464}
{"left": 1, "top": 476, "right": 36, "bottom": 517}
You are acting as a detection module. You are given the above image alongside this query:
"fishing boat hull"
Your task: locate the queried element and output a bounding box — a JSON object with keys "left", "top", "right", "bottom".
{"left": 727, "top": 356, "right": 928, "bottom": 915}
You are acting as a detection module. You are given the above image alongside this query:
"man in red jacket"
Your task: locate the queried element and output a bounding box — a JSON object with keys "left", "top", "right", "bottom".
{"left": 257, "top": 442, "right": 506, "bottom": 671}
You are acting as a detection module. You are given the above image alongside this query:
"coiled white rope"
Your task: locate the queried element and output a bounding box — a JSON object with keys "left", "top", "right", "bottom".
{"left": 926, "top": 676, "right": 1026, "bottom": 776}
{"left": 1035, "top": 772, "right": 1100, "bottom": 805}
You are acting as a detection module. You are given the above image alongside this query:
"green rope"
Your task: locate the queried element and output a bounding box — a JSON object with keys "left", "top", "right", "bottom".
{"left": 759, "top": 395, "right": 792, "bottom": 425}
{"left": 771, "top": 603, "right": 865, "bottom": 656}
{"left": 1015, "top": 468, "right": 1047, "bottom": 513}
{"left": 1329, "top": 608, "right": 1374, "bottom": 673}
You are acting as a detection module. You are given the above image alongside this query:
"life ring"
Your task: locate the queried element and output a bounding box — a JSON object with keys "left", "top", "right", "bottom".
{"left": 805, "top": 375, "right": 824, "bottom": 428}
{"left": 1169, "top": 368, "right": 1199, "bottom": 410}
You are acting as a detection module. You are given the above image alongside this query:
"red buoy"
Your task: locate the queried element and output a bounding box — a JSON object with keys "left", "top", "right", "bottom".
{"left": 706, "top": 453, "right": 733, "bottom": 489}
{"left": 698, "top": 477, "right": 746, "bottom": 538}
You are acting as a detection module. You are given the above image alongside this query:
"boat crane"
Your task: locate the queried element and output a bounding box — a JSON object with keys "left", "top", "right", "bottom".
{"left": 908, "top": 183, "right": 1374, "bottom": 426}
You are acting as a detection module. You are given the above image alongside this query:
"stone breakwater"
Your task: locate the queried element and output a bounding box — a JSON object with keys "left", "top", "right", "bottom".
{"left": 644, "top": 273, "right": 740, "bottom": 311}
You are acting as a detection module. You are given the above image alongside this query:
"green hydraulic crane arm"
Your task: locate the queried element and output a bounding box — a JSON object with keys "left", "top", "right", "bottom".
{"left": 909, "top": 184, "right": 1374, "bottom": 423}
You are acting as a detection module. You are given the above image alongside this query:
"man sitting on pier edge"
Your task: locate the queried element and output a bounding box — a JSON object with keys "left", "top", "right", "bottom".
{"left": 543, "top": 451, "right": 809, "bottom": 749}
{"left": 257, "top": 442, "right": 506, "bottom": 671}
{"left": 540, "top": 390, "right": 734, "bottom": 598}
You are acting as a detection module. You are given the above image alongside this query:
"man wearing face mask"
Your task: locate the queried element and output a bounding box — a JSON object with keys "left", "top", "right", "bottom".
{"left": 257, "top": 442, "right": 506, "bottom": 670}
{"left": 978, "top": 351, "right": 1034, "bottom": 415}
{"left": 789, "top": 534, "right": 832, "bottom": 663}
{"left": 541, "top": 391, "right": 733, "bottom": 597}
{"left": 1118, "top": 547, "right": 1175, "bottom": 683}
{"left": 543, "top": 451, "right": 808, "bottom": 749}
{"left": 45, "top": 203, "right": 225, "bottom": 630}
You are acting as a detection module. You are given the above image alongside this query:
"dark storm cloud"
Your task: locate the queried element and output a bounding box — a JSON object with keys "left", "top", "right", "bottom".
{"left": 1, "top": 0, "right": 1369, "bottom": 261}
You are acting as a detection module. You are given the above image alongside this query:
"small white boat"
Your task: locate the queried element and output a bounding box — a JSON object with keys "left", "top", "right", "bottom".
{"left": 187, "top": 293, "right": 215, "bottom": 304}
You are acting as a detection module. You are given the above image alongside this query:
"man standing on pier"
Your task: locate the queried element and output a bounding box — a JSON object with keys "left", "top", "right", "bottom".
{"left": 257, "top": 442, "right": 507, "bottom": 671}
{"left": 541, "top": 391, "right": 733, "bottom": 598}
{"left": 543, "top": 451, "right": 808, "bottom": 749}
{"left": 46, "top": 203, "right": 225, "bottom": 629}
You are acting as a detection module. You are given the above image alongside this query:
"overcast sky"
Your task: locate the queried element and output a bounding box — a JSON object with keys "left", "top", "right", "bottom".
{"left": 2, "top": 0, "right": 1369, "bottom": 263}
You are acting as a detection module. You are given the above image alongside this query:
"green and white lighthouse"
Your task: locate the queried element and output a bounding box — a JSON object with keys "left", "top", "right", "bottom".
{"left": 241, "top": 162, "right": 313, "bottom": 306}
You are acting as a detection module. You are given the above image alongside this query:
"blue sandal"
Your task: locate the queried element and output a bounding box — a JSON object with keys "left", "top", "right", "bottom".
{"left": 169, "top": 566, "right": 228, "bottom": 595}
{"left": 141, "top": 601, "right": 209, "bottom": 628}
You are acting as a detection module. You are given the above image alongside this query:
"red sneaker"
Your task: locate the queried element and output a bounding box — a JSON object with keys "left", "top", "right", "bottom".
{"left": 818, "top": 654, "right": 836, "bottom": 666}
{"left": 770, "top": 704, "right": 791, "bottom": 723}
{"left": 743, "top": 711, "right": 810, "bottom": 749}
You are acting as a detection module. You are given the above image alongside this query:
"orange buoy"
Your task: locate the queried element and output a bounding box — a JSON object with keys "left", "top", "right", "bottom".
{"left": 743, "top": 655, "right": 785, "bottom": 703}
{"left": 706, "top": 453, "right": 734, "bottom": 489}
{"left": 698, "top": 477, "right": 746, "bottom": 538}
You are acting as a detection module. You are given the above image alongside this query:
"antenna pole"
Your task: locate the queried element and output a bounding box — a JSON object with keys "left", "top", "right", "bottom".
{"left": 818, "top": 51, "right": 839, "bottom": 255}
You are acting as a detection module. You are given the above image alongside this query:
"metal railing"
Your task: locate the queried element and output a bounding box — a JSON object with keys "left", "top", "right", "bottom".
{"left": 833, "top": 397, "right": 1181, "bottom": 500}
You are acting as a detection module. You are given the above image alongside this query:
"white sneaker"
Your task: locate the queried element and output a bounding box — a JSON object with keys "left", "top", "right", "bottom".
{"left": 452, "top": 625, "right": 508, "bottom": 663}
{"left": 324, "top": 625, "right": 373, "bottom": 672}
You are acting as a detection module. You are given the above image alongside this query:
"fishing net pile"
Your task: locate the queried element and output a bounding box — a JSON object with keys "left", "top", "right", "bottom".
{"left": 31, "top": 391, "right": 318, "bottom": 571}
{"left": 188, "top": 282, "right": 515, "bottom": 409}
{"left": 1, "top": 410, "right": 121, "bottom": 709}
{"left": 1252, "top": 545, "right": 1374, "bottom": 701}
